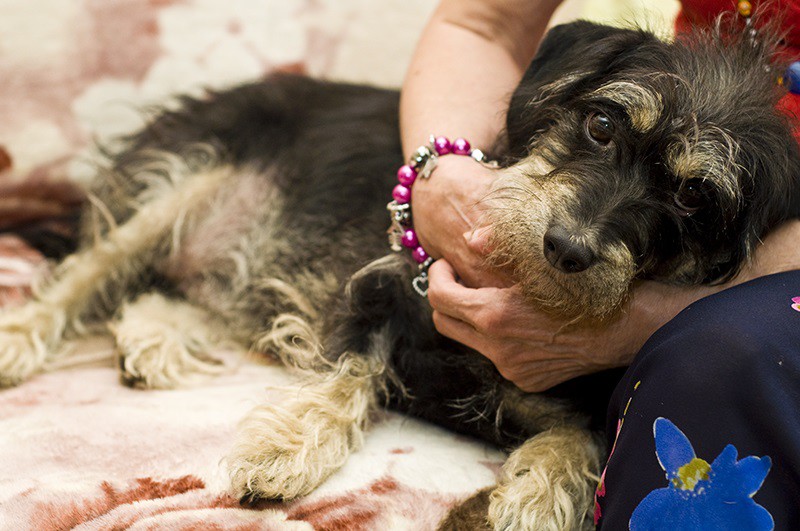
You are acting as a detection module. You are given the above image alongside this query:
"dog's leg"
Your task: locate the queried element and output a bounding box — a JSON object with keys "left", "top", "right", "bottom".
{"left": 228, "top": 352, "right": 381, "bottom": 500}
{"left": 0, "top": 301, "right": 66, "bottom": 387}
{"left": 112, "top": 292, "right": 227, "bottom": 389}
{"left": 488, "top": 426, "right": 602, "bottom": 531}
{"left": 227, "top": 255, "right": 418, "bottom": 500}
{"left": 0, "top": 164, "right": 232, "bottom": 387}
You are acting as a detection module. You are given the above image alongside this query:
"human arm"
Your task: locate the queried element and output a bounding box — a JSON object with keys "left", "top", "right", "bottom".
{"left": 427, "top": 220, "right": 800, "bottom": 392}
{"left": 400, "top": 0, "right": 563, "bottom": 287}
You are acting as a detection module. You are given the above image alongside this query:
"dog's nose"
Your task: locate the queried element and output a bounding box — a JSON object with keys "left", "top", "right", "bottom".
{"left": 543, "top": 226, "right": 595, "bottom": 273}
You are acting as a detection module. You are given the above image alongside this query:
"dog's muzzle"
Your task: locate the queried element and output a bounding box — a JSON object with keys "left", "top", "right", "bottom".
{"left": 543, "top": 225, "right": 596, "bottom": 273}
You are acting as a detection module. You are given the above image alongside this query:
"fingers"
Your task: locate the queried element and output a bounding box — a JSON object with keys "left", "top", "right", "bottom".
{"left": 427, "top": 259, "right": 589, "bottom": 392}
{"left": 432, "top": 306, "right": 585, "bottom": 392}
{"left": 427, "top": 259, "right": 523, "bottom": 329}
{"left": 431, "top": 309, "right": 490, "bottom": 356}
{"left": 427, "top": 260, "right": 498, "bottom": 326}
{"left": 427, "top": 259, "right": 514, "bottom": 362}
{"left": 461, "top": 226, "right": 514, "bottom": 288}
{"left": 464, "top": 225, "right": 493, "bottom": 255}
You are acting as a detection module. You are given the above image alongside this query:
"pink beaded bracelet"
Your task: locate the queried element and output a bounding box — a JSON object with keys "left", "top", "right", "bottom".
{"left": 387, "top": 135, "right": 494, "bottom": 296}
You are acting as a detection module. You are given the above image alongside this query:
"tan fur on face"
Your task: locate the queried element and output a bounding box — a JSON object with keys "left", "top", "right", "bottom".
{"left": 485, "top": 156, "right": 636, "bottom": 322}
{"left": 592, "top": 81, "right": 664, "bottom": 133}
{"left": 666, "top": 123, "right": 743, "bottom": 204}
{"left": 528, "top": 72, "right": 591, "bottom": 108}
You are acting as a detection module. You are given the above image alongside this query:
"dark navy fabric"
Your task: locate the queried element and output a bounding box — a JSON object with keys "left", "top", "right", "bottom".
{"left": 595, "top": 269, "right": 800, "bottom": 530}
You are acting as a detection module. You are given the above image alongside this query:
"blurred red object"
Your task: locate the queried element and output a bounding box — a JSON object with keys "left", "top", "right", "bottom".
{"left": 676, "top": 0, "right": 800, "bottom": 140}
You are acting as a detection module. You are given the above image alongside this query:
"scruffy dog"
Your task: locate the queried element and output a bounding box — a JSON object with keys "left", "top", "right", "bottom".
{"left": 2, "top": 19, "right": 800, "bottom": 530}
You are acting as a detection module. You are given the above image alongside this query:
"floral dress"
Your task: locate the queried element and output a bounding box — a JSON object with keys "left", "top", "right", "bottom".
{"left": 594, "top": 270, "right": 800, "bottom": 529}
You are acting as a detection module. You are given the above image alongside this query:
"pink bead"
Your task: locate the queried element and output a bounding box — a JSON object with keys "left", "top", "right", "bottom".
{"left": 401, "top": 229, "right": 418, "bottom": 248}
{"left": 397, "top": 164, "right": 417, "bottom": 186}
{"left": 434, "top": 136, "right": 452, "bottom": 156}
{"left": 392, "top": 184, "right": 411, "bottom": 204}
{"left": 452, "top": 138, "right": 471, "bottom": 155}
{"left": 412, "top": 246, "right": 428, "bottom": 263}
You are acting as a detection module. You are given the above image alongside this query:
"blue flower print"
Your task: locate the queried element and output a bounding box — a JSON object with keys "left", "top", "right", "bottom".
{"left": 629, "top": 417, "right": 773, "bottom": 531}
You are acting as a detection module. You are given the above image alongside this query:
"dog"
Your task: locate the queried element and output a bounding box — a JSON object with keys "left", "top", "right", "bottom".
{"left": 2, "top": 18, "right": 800, "bottom": 530}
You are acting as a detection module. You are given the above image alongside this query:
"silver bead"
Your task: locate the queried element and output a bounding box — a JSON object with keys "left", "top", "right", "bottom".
{"left": 411, "top": 146, "right": 432, "bottom": 167}
{"left": 386, "top": 200, "right": 410, "bottom": 252}
{"left": 471, "top": 148, "right": 499, "bottom": 168}
{"left": 417, "top": 154, "right": 438, "bottom": 179}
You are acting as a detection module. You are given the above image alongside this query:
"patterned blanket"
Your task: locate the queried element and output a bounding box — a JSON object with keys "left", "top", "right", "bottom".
{"left": 0, "top": 272, "right": 504, "bottom": 529}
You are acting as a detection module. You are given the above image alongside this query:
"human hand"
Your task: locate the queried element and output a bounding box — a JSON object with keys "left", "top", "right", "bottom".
{"left": 428, "top": 259, "right": 637, "bottom": 391}
{"left": 411, "top": 154, "right": 511, "bottom": 289}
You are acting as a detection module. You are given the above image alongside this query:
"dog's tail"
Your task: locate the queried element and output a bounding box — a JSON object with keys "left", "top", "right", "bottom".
{"left": 0, "top": 176, "right": 85, "bottom": 259}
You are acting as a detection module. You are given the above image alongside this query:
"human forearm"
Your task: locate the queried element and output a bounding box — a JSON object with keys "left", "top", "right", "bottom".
{"left": 400, "top": 0, "right": 563, "bottom": 157}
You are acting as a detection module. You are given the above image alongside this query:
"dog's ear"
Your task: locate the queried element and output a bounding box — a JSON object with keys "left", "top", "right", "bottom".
{"left": 505, "top": 21, "right": 658, "bottom": 156}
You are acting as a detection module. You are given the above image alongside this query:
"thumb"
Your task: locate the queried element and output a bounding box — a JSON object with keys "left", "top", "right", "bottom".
{"left": 464, "top": 226, "right": 494, "bottom": 256}
{"left": 463, "top": 226, "right": 515, "bottom": 288}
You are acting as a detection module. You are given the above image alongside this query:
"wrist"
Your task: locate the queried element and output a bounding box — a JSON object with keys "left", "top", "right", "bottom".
{"left": 610, "top": 281, "right": 715, "bottom": 364}
{"left": 737, "top": 220, "right": 800, "bottom": 284}
{"left": 388, "top": 135, "right": 494, "bottom": 295}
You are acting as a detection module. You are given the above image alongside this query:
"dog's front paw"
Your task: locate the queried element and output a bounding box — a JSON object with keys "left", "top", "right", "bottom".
{"left": 226, "top": 403, "right": 351, "bottom": 501}
{"left": 227, "top": 389, "right": 366, "bottom": 501}
{"left": 114, "top": 325, "right": 224, "bottom": 389}
{"left": 116, "top": 333, "right": 225, "bottom": 390}
{"left": 0, "top": 304, "right": 64, "bottom": 387}
{"left": 488, "top": 427, "right": 601, "bottom": 531}
{"left": 112, "top": 293, "right": 226, "bottom": 389}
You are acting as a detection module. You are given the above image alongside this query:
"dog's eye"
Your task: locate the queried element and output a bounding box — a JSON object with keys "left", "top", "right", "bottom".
{"left": 674, "top": 179, "right": 707, "bottom": 217}
{"left": 585, "top": 113, "right": 615, "bottom": 145}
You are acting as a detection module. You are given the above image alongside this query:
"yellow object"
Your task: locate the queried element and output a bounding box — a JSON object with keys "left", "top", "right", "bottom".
{"left": 738, "top": 0, "right": 753, "bottom": 17}
{"left": 671, "top": 457, "right": 712, "bottom": 491}
{"left": 566, "top": 0, "right": 681, "bottom": 37}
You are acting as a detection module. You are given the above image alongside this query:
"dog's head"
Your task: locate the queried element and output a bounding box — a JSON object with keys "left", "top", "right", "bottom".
{"left": 487, "top": 20, "right": 800, "bottom": 321}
